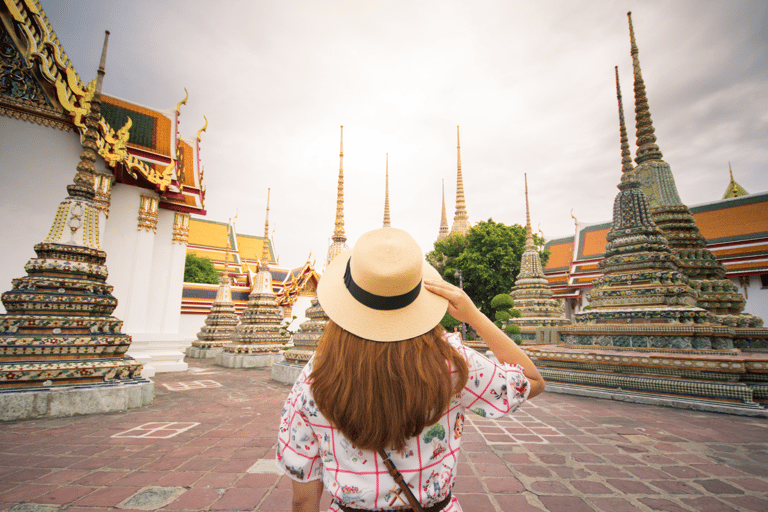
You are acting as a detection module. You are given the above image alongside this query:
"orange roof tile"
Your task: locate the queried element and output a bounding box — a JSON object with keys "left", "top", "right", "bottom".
{"left": 544, "top": 239, "right": 574, "bottom": 271}
{"left": 692, "top": 198, "right": 768, "bottom": 243}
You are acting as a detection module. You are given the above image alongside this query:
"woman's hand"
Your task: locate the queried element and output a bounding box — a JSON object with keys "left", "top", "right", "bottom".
{"left": 424, "top": 279, "right": 480, "bottom": 325}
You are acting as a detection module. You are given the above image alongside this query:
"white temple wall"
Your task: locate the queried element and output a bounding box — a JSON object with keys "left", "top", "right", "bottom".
{"left": 179, "top": 313, "right": 206, "bottom": 339}
{"left": 0, "top": 118, "right": 104, "bottom": 313}
{"left": 729, "top": 276, "right": 768, "bottom": 322}
{"left": 145, "top": 210, "right": 186, "bottom": 335}
{"left": 101, "top": 185, "right": 155, "bottom": 332}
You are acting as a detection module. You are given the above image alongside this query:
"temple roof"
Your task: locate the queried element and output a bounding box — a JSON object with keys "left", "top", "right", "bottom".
{"left": 0, "top": 1, "right": 205, "bottom": 214}
{"left": 543, "top": 192, "right": 768, "bottom": 295}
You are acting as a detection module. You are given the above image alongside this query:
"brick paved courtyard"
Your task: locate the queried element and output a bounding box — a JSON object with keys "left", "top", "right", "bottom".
{"left": 1, "top": 358, "right": 767, "bottom": 512}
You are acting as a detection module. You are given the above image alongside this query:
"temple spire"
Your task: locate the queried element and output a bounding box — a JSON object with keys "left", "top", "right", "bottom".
{"left": 332, "top": 125, "right": 346, "bottom": 243}
{"left": 327, "top": 126, "right": 349, "bottom": 264}
{"left": 524, "top": 173, "right": 534, "bottom": 250}
{"left": 628, "top": 12, "right": 663, "bottom": 164}
{"left": 616, "top": 66, "right": 637, "bottom": 188}
{"left": 437, "top": 179, "right": 449, "bottom": 241}
{"left": 383, "top": 153, "right": 391, "bottom": 227}
{"left": 261, "top": 188, "right": 271, "bottom": 264}
{"left": 450, "top": 126, "right": 470, "bottom": 235}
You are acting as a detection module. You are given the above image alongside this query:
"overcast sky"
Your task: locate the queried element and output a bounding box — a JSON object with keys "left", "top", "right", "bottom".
{"left": 39, "top": 0, "right": 767, "bottom": 271}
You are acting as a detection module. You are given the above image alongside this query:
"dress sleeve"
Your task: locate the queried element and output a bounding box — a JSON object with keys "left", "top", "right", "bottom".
{"left": 447, "top": 333, "right": 531, "bottom": 418}
{"left": 275, "top": 361, "right": 323, "bottom": 482}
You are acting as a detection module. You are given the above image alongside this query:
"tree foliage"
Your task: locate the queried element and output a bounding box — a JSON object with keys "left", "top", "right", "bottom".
{"left": 184, "top": 254, "right": 220, "bottom": 284}
{"left": 426, "top": 219, "right": 549, "bottom": 317}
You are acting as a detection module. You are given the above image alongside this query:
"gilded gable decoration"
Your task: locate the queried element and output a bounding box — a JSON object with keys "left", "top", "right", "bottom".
{"left": 172, "top": 212, "right": 191, "bottom": 244}
{"left": 137, "top": 194, "right": 159, "bottom": 233}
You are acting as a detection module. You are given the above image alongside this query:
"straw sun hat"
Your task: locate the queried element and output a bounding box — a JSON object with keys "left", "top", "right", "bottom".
{"left": 317, "top": 227, "right": 448, "bottom": 342}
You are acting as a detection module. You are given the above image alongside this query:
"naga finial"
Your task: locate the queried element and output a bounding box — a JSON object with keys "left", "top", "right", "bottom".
{"left": 176, "top": 88, "right": 188, "bottom": 117}
{"left": 197, "top": 115, "right": 208, "bottom": 141}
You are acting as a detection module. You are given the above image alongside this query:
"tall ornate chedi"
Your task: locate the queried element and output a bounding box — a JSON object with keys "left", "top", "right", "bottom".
{"left": 188, "top": 219, "right": 239, "bottom": 358}
{"left": 579, "top": 67, "right": 705, "bottom": 326}
{"left": 437, "top": 179, "right": 449, "bottom": 241}
{"left": 450, "top": 126, "right": 470, "bottom": 235}
{"left": 0, "top": 32, "right": 149, "bottom": 413}
{"left": 282, "top": 129, "right": 348, "bottom": 366}
{"left": 383, "top": 153, "right": 391, "bottom": 228}
{"left": 526, "top": 66, "right": 768, "bottom": 416}
{"left": 219, "top": 190, "right": 289, "bottom": 365}
{"left": 627, "top": 12, "right": 756, "bottom": 326}
{"left": 327, "top": 125, "right": 350, "bottom": 263}
{"left": 509, "top": 174, "right": 570, "bottom": 341}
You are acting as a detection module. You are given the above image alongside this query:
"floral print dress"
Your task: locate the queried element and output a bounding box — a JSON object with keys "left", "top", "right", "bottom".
{"left": 275, "top": 333, "right": 530, "bottom": 511}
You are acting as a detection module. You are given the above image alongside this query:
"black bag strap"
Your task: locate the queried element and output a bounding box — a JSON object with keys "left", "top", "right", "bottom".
{"left": 378, "top": 449, "right": 425, "bottom": 512}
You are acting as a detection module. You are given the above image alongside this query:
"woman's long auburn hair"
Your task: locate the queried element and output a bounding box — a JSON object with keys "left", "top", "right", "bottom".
{"left": 310, "top": 320, "right": 470, "bottom": 453}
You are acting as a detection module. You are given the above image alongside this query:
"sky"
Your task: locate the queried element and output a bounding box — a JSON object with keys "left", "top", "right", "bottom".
{"left": 38, "top": 0, "right": 768, "bottom": 271}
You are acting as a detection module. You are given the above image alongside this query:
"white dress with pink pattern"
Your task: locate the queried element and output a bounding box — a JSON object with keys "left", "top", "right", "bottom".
{"left": 275, "top": 333, "right": 530, "bottom": 511}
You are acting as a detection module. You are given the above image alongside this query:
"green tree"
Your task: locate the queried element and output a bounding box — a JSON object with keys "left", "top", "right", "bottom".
{"left": 184, "top": 254, "right": 220, "bottom": 284}
{"left": 426, "top": 219, "right": 549, "bottom": 317}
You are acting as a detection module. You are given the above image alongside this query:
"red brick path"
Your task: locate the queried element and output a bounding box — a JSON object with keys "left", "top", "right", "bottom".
{"left": 1, "top": 358, "right": 766, "bottom": 511}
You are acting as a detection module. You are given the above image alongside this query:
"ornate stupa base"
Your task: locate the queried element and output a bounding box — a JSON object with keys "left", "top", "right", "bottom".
{"left": 186, "top": 345, "right": 225, "bottom": 359}
{"left": 526, "top": 342, "right": 768, "bottom": 417}
{"left": 0, "top": 378, "right": 153, "bottom": 422}
{"left": 215, "top": 350, "right": 280, "bottom": 369}
{"left": 271, "top": 357, "right": 305, "bottom": 384}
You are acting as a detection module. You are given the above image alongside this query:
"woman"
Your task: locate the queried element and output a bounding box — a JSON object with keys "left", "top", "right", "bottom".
{"left": 276, "top": 228, "right": 544, "bottom": 512}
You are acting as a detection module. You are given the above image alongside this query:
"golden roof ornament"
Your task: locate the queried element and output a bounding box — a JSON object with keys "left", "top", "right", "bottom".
{"left": 383, "top": 153, "right": 391, "bottom": 227}
{"left": 722, "top": 162, "right": 748, "bottom": 199}
{"left": 176, "top": 88, "right": 188, "bottom": 117}
{"left": 450, "top": 125, "right": 470, "bottom": 235}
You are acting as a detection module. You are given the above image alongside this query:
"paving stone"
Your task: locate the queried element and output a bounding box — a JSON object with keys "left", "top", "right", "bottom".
{"left": 210, "top": 488, "right": 267, "bottom": 511}
{"left": 118, "top": 486, "right": 185, "bottom": 510}
{"left": 71, "top": 471, "right": 125, "bottom": 486}
{"left": 194, "top": 472, "right": 240, "bottom": 489}
{"left": 256, "top": 488, "right": 291, "bottom": 511}
{"left": 538, "top": 495, "right": 594, "bottom": 512}
{"left": 34, "top": 470, "right": 90, "bottom": 485}
{"left": 513, "top": 464, "right": 554, "bottom": 478}
{"left": 605, "top": 479, "right": 655, "bottom": 494}
{"left": 452, "top": 494, "right": 496, "bottom": 512}
{"left": 728, "top": 477, "right": 768, "bottom": 492}
{"left": 74, "top": 486, "right": 142, "bottom": 507}
{"left": 637, "top": 497, "right": 690, "bottom": 512}
{"left": 679, "top": 496, "right": 739, "bottom": 512}
{"left": 154, "top": 472, "right": 205, "bottom": 487}
{"left": 474, "top": 463, "right": 512, "bottom": 477}
{"left": 587, "top": 497, "right": 645, "bottom": 512}
{"left": 451, "top": 475, "right": 484, "bottom": 493}
{"left": 495, "top": 494, "right": 546, "bottom": 511}
{"left": 721, "top": 495, "right": 768, "bottom": 511}
{"left": 530, "top": 480, "right": 570, "bottom": 494}
{"left": 570, "top": 480, "right": 613, "bottom": 495}
{"left": 163, "top": 488, "right": 222, "bottom": 510}
{"left": 660, "top": 465, "right": 707, "bottom": 478}
{"left": 482, "top": 477, "right": 524, "bottom": 493}
{"left": 694, "top": 478, "right": 745, "bottom": 494}
{"left": 5, "top": 505, "right": 60, "bottom": 512}
{"left": 0, "top": 484, "right": 55, "bottom": 502}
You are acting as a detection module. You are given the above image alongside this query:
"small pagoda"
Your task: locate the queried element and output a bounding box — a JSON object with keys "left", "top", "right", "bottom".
{"left": 0, "top": 32, "right": 151, "bottom": 420}
{"left": 626, "top": 12, "right": 759, "bottom": 328}
{"left": 276, "top": 126, "right": 348, "bottom": 380}
{"left": 508, "top": 174, "right": 571, "bottom": 343}
{"left": 187, "top": 220, "right": 239, "bottom": 358}
{"left": 217, "top": 190, "right": 289, "bottom": 368}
